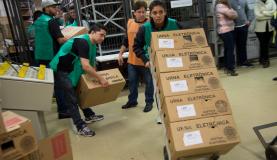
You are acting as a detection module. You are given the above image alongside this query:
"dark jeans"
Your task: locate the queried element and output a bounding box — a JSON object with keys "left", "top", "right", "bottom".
{"left": 127, "top": 64, "right": 154, "bottom": 105}
{"left": 219, "top": 31, "right": 236, "bottom": 70}
{"left": 54, "top": 71, "right": 95, "bottom": 130}
{"left": 234, "top": 25, "right": 249, "bottom": 65}
{"left": 256, "top": 31, "right": 273, "bottom": 63}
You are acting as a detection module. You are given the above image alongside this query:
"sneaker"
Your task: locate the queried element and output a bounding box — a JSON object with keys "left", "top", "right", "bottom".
{"left": 121, "top": 102, "right": 138, "bottom": 109}
{"left": 78, "top": 125, "right": 96, "bottom": 137}
{"left": 262, "top": 61, "right": 270, "bottom": 68}
{"left": 85, "top": 115, "right": 104, "bottom": 124}
{"left": 143, "top": 104, "right": 153, "bottom": 112}
{"left": 225, "top": 69, "right": 238, "bottom": 76}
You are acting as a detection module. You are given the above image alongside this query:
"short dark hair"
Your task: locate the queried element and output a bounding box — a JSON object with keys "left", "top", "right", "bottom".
{"left": 149, "top": 0, "right": 166, "bottom": 12}
{"left": 89, "top": 23, "right": 107, "bottom": 33}
{"left": 133, "top": 1, "right": 147, "bottom": 11}
{"left": 69, "top": 5, "right": 75, "bottom": 11}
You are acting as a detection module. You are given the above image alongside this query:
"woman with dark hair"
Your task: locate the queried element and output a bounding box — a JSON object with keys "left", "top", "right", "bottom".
{"left": 216, "top": 0, "right": 238, "bottom": 76}
{"left": 133, "top": 0, "right": 183, "bottom": 112}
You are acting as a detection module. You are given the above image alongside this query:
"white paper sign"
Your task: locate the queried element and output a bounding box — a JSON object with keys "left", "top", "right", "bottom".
{"left": 170, "top": 80, "right": 188, "bottom": 92}
{"left": 171, "top": 0, "right": 193, "bottom": 8}
{"left": 159, "top": 39, "right": 174, "bottom": 48}
{"left": 177, "top": 104, "right": 196, "bottom": 118}
{"left": 183, "top": 130, "right": 203, "bottom": 146}
{"left": 166, "top": 57, "right": 183, "bottom": 68}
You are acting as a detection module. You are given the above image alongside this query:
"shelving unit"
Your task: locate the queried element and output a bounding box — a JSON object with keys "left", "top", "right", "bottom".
{"left": 63, "top": 0, "right": 130, "bottom": 56}
{"left": 2, "top": 0, "right": 34, "bottom": 63}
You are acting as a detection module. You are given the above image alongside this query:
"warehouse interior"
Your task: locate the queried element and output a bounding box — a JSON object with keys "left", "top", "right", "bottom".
{"left": 0, "top": 0, "right": 276, "bottom": 160}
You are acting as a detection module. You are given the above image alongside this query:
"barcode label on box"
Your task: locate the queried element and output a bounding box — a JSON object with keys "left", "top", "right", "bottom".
{"left": 177, "top": 104, "right": 196, "bottom": 118}
{"left": 183, "top": 130, "right": 203, "bottom": 146}
{"left": 159, "top": 39, "right": 174, "bottom": 48}
{"left": 166, "top": 57, "right": 183, "bottom": 68}
{"left": 170, "top": 80, "right": 188, "bottom": 92}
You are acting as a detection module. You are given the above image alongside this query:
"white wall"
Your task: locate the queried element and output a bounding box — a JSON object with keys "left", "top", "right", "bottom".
{"left": 0, "top": 0, "right": 7, "bottom": 16}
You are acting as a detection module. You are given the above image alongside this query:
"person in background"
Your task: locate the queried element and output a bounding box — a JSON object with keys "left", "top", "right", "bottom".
{"left": 32, "top": 0, "right": 69, "bottom": 121}
{"left": 117, "top": 1, "right": 149, "bottom": 111}
{"left": 66, "top": 5, "right": 78, "bottom": 26}
{"left": 216, "top": 0, "right": 238, "bottom": 76}
{"left": 33, "top": 0, "right": 67, "bottom": 66}
{"left": 229, "top": 0, "right": 254, "bottom": 67}
{"left": 133, "top": 0, "right": 183, "bottom": 112}
{"left": 50, "top": 23, "right": 108, "bottom": 137}
{"left": 65, "top": 5, "right": 90, "bottom": 29}
{"left": 254, "top": 0, "right": 276, "bottom": 68}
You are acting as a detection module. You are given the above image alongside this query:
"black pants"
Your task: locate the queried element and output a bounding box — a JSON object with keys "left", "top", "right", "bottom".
{"left": 256, "top": 31, "right": 273, "bottom": 63}
{"left": 234, "top": 25, "right": 249, "bottom": 65}
{"left": 219, "top": 31, "right": 236, "bottom": 70}
{"left": 55, "top": 71, "right": 95, "bottom": 130}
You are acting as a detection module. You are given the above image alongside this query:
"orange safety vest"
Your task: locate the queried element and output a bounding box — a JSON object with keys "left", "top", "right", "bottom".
{"left": 127, "top": 19, "right": 145, "bottom": 66}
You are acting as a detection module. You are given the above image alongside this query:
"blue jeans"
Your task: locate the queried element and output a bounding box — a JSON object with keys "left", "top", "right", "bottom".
{"left": 219, "top": 31, "right": 236, "bottom": 70}
{"left": 127, "top": 64, "right": 154, "bottom": 105}
{"left": 54, "top": 71, "right": 95, "bottom": 130}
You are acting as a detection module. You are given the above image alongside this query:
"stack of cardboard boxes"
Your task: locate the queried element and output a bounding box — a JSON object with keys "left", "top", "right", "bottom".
{"left": 0, "top": 111, "right": 73, "bottom": 160}
{"left": 150, "top": 28, "right": 240, "bottom": 159}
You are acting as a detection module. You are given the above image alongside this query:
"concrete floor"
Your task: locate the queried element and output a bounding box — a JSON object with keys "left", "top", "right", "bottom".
{"left": 45, "top": 58, "right": 277, "bottom": 160}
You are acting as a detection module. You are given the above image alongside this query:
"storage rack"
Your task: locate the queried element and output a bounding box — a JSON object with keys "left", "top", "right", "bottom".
{"left": 62, "top": 0, "right": 130, "bottom": 56}
{"left": 2, "top": 0, "right": 34, "bottom": 64}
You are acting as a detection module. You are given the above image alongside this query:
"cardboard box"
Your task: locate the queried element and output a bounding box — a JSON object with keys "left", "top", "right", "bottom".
{"left": 78, "top": 68, "right": 126, "bottom": 108}
{"left": 150, "top": 28, "right": 208, "bottom": 59}
{"left": 19, "top": 130, "right": 73, "bottom": 160}
{"left": 0, "top": 111, "right": 37, "bottom": 160}
{"left": 162, "top": 90, "right": 232, "bottom": 123}
{"left": 167, "top": 115, "right": 240, "bottom": 159}
{"left": 158, "top": 68, "right": 222, "bottom": 99}
{"left": 154, "top": 47, "right": 215, "bottom": 73}
{"left": 3, "top": 109, "right": 48, "bottom": 140}
{"left": 61, "top": 26, "right": 88, "bottom": 39}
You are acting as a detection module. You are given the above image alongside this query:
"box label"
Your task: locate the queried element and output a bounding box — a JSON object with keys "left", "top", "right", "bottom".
{"left": 51, "top": 134, "right": 67, "bottom": 159}
{"left": 177, "top": 104, "right": 196, "bottom": 118}
{"left": 166, "top": 57, "right": 183, "bottom": 68}
{"left": 183, "top": 130, "right": 203, "bottom": 146}
{"left": 159, "top": 39, "right": 174, "bottom": 48}
{"left": 170, "top": 80, "right": 188, "bottom": 92}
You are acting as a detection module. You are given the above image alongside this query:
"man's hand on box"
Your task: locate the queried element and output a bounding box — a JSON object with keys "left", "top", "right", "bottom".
{"left": 118, "top": 54, "right": 124, "bottom": 66}
{"left": 99, "top": 77, "right": 109, "bottom": 87}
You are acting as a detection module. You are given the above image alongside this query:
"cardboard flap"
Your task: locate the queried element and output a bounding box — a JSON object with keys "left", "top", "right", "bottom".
{"left": 61, "top": 26, "right": 88, "bottom": 39}
{"left": 2, "top": 111, "right": 29, "bottom": 132}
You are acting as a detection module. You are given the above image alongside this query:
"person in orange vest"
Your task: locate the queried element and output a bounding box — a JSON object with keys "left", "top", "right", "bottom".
{"left": 117, "top": 1, "right": 153, "bottom": 112}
